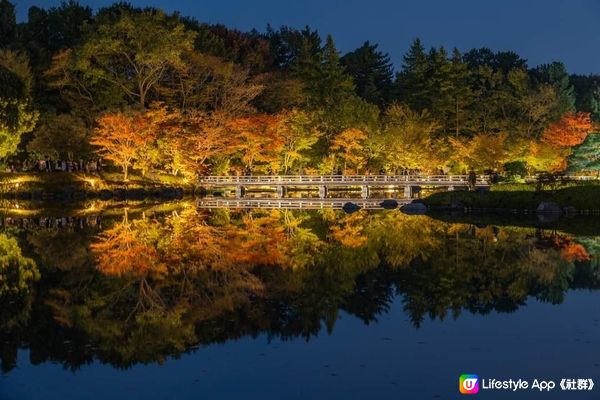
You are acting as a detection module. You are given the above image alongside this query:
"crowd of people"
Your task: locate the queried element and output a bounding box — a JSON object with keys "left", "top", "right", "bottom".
{"left": 5, "top": 159, "right": 103, "bottom": 173}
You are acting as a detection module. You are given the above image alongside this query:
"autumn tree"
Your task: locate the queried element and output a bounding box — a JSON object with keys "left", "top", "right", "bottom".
{"left": 92, "top": 111, "right": 152, "bottom": 180}
{"left": 526, "top": 140, "right": 567, "bottom": 172}
{"left": 330, "top": 128, "right": 368, "bottom": 174}
{"left": 374, "top": 103, "right": 440, "bottom": 172}
{"left": 542, "top": 112, "right": 593, "bottom": 147}
{"left": 167, "top": 111, "right": 227, "bottom": 178}
{"left": 449, "top": 133, "right": 509, "bottom": 172}
{"left": 279, "top": 109, "right": 322, "bottom": 173}
{"left": 226, "top": 114, "right": 284, "bottom": 174}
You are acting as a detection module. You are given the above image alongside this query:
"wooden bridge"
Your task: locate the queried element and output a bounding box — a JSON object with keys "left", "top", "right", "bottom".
{"left": 198, "top": 174, "right": 489, "bottom": 198}
{"left": 196, "top": 198, "right": 413, "bottom": 210}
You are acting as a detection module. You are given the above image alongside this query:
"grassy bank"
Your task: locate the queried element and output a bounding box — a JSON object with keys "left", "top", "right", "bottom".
{"left": 423, "top": 182, "right": 600, "bottom": 211}
{"left": 0, "top": 169, "right": 194, "bottom": 195}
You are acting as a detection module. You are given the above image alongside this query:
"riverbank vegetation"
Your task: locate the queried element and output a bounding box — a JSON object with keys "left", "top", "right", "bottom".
{"left": 0, "top": 1, "right": 599, "bottom": 183}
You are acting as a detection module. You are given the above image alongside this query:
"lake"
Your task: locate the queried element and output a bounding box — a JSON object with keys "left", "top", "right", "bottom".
{"left": 1, "top": 200, "right": 599, "bottom": 399}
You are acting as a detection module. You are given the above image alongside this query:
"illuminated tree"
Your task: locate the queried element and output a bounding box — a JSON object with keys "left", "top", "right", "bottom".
{"left": 279, "top": 109, "right": 322, "bottom": 173}
{"left": 330, "top": 128, "right": 368, "bottom": 174}
{"left": 375, "top": 103, "right": 440, "bottom": 172}
{"left": 226, "top": 114, "right": 284, "bottom": 174}
{"left": 449, "top": 133, "right": 508, "bottom": 172}
{"left": 542, "top": 112, "right": 592, "bottom": 147}
{"left": 73, "top": 8, "right": 195, "bottom": 107}
{"left": 0, "top": 64, "right": 37, "bottom": 160}
{"left": 92, "top": 112, "right": 152, "bottom": 180}
{"left": 169, "top": 112, "right": 228, "bottom": 177}
{"left": 526, "top": 140, "right": 567, "bottom": 172}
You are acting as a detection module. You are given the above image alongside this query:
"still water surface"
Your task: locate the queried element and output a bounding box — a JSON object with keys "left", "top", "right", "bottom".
{"left": 1, "top": 201, "right": 599, "bottom": 399}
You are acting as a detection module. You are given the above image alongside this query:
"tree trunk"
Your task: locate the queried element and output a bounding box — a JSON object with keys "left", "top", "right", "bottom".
{"left": 123, "top": 164, "right": 129, "bottom": 181}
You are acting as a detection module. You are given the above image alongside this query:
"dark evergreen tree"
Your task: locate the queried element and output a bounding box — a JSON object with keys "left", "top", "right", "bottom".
{"left": 464, "top": 48, "right": 527, "bottom": 73}
{"left": 292, "top": 34, "right": 354, "bottom": 109}
{"left": 394, "top": 38, "right": 429, "bottom": 111}
{"left": 266, "top": 25, "right": 321, "bottom": 71}
{"left": 0, "top": 0, "right": 16, "bottom": 48}
{"left": 447, "top": 48, "right": 474, "bottom": 135}
{"left": 571, "top": 74, "right": 600, "bottom": 121}
{"left": 426, "top": 46, "right": 453, "bottom": 130}
{"left": 530, "top": 62, "right": 576, "bottom": 114}
{"left": 341, "top": 41, "right": 393, "bottom": 107}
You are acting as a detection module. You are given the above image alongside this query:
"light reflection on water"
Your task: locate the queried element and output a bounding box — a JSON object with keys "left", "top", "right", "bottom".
{"left": 1, "top": 201, "right": 599, "bottom": 399}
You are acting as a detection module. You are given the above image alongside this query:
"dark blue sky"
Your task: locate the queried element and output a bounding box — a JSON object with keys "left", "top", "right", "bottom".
{"left": 12, "top": 0, "right": 600, "bottom": 74}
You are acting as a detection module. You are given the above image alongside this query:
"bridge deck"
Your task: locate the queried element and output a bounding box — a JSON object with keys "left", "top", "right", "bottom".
{"left": 198, "top": 174, "right": 489, "bottom": 187}
{"left": 196, "top": 198, "right": 412, "bottom": 210}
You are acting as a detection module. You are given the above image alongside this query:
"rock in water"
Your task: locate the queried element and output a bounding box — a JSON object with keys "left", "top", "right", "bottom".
{"left": 536, "top": 202, "right": 562, "bottom": 215}
{"left": 342, "top": 202, "right": 361, "bottom": 213}
{"left": 380, "top": 199, "right": 399, "bottom": 209}
{"left": 400, "top": 202, "right": 427, "bottom": 215}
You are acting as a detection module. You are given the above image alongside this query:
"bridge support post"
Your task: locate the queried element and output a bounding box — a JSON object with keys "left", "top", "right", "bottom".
{"left": 361, "top": 185, "right": 370, "bottom": 199}
{"left": 235, "top": 186, "right": 245, "bottom": 198}
{"left": 403, "top": 185, "right": 412, "bottom": 199}
{"left": 276, "top": 185, "right": 287, "bottom": 198}
{"left": 318, "top": 185, "right": 328, "bottom": 198}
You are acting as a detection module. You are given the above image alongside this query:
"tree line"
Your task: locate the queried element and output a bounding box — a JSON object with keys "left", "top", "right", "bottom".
{"left": 0, "top": 0, "right": 599, "bottom": 180}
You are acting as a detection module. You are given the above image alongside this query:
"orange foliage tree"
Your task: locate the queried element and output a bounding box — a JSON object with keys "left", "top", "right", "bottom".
{"left": 542, "top": 112, "right": 592, "bottom": 148}
{"left": 226, "top": 114, "right": 284, "bottom": 174}
{"left": 167, "top": 112, "right": 226, "bottom": 178}
{"left": 92, "top": 112, "right": 153, "bottom": 180}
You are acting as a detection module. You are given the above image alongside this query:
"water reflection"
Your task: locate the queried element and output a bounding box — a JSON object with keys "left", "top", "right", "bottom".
{"left": 1, "top": 203, "right": 599, "bottom": 372}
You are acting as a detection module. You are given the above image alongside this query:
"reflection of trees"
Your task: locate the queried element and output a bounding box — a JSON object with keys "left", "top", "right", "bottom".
{"left": 0, "top": 233, "right": 39, "bottom": 298}
{"left": 0, "top": 233, "right": 39, "bottom": 373}
{"left": 1, "top": 208, "right": 599, "bottom": 372}
{"left": 394, "top": 225, "right": 574, "bottom": 327}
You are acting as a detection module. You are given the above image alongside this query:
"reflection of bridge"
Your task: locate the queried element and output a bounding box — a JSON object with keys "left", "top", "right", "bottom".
{"left": 196, "top": 198, "right": 413, "bottom": 210}
{"left": 198, "top": 174, "right": 489, "bottom": 198}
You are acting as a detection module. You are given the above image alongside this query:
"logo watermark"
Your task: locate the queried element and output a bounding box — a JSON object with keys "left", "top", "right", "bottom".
{"left": 459, "top": 374, "right": 479, "bottom": 394}
{"left": 459, "top": 375, "right": 594, "bottom": 395}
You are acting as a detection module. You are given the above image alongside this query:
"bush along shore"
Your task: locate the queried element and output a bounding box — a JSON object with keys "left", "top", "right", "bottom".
{"left": 0, "top": 171, "right": 194, "bottom": 202}
{"left": 422, "top": 182, "right": 600, "bottom": 215}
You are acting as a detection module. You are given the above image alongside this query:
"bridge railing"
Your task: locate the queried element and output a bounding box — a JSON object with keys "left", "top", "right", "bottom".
{"left": 198, "top": 174, "right": 490, "bottom": 185}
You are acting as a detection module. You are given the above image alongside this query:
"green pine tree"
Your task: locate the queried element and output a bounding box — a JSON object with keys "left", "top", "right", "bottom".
{"left": 568, "top": 133, "right": 600, "bottom": 175}
{"left": 341, "top": 41, "right": 393, "bottom": 107}
{"left": 395, "top": 38, "right": 429, "bottom": 111}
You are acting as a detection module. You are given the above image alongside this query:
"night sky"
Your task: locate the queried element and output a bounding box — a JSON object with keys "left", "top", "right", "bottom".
{"left": 12, "top": 0, "right": 600, "bottom": 74}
